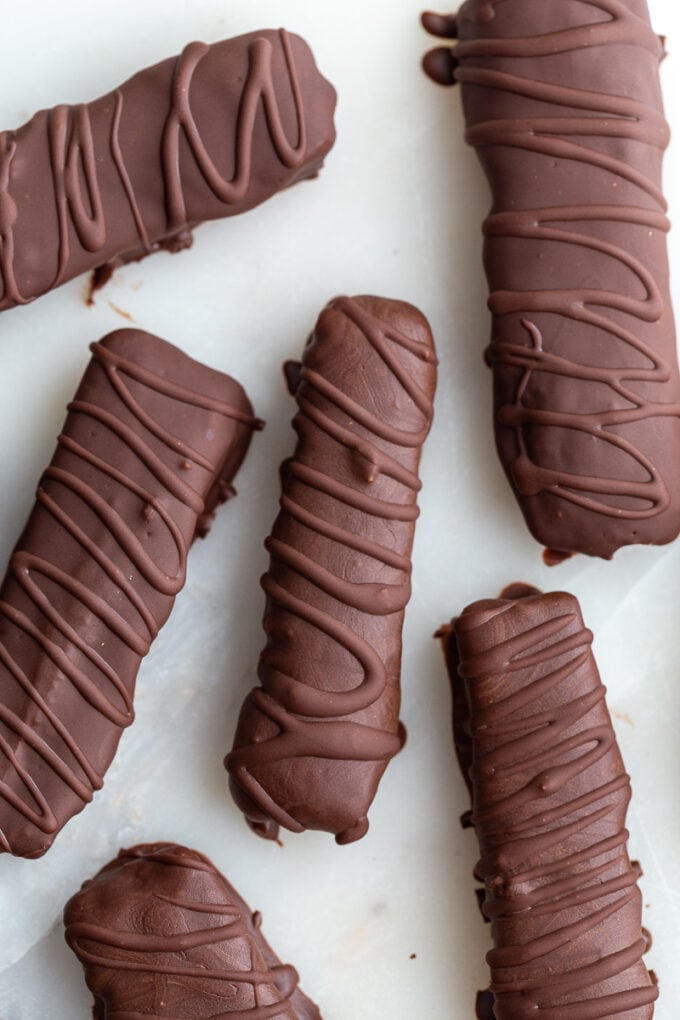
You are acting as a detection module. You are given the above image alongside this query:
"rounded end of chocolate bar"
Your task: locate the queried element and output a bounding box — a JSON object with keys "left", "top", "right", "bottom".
{"left": 422, "top": 47, "right": 458, "bottom": 86}
{"left": 4, "top": 830, "right": 53, "bottom": 860}
{"left": 228, "top": 776, "right": 281, "bottom": 843}
{"left": 335, "top": 816, "right": 369, "bottom": 845}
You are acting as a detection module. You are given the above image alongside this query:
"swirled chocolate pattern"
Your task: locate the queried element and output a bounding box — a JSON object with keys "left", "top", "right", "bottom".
{"left": 227, "top": 296, "right": 437, "bottom": 844}
{"left": 441, "top": 588, "right": 658, "bottom": 1019}
{"left": 0, "top": 29, "right": 336, "bottom": 311}
{"left": 0, "top": 329, "right": 257, "bottom": 858}
{"left": 423, "top": 0, "right": 680, "bottom": 559}
{"left": 64, "top": 843, "right": 321, "bottom": 1019}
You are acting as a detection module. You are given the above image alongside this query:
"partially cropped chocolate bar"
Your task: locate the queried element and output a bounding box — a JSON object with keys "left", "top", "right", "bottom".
{"left": 440, "top": 587, "right": 658, "bottom": 1019}
{"left": 0, "top": 29, "right": 336, "bottom": 310}
{"left": 423, "top": 2, "right": 680, "bottom": 559}
{"left": 226, "top": 296, "right": 437, "bottom": 844}
{"left": 0, "top": 329, "right": 258, "bottom": 858}
{"left": 64, "top": 843, "right": 321, "bottom": 1019}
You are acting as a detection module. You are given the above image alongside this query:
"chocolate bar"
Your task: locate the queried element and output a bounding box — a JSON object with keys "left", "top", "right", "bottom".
{"left": 64, "top": 843, "right": 321, "bottom": 1019}
{"left": 441, "top": 587, "right": 659, "bottom": 1018}
{"left": 0, "top": 29, "right": 336, "bottom": 310}
{"left": 0, "top": 329, "right": 258, "bottom": 858}
{"left": 423, "top": 2, "right": 680, "bottom": 559}
{"left": 226, "top": 295, "right": 437, "bottom": 844}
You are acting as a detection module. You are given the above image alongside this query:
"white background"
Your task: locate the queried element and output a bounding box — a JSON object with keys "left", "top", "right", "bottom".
{"left": 0, "top": 1, "right": 678, "bottom": 1017}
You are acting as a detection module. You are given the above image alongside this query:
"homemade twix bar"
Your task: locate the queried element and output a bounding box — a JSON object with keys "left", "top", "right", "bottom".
{"left": 0, "top": 29, "right": 336, "bottom": 310}
{"left": 0, "top": 329, "right": 258, "bottom": 858}
{"left": 65, "top": 843, "right": 321, "bottom": 1019}
{"left": 423, "top": 2, "right": 680, "bottom": 560}
{"left": 440, "top": 587, "right": 658, "bottom": 1019}
{"left": 227, "top": 295, "right": 437, "bottom": 844}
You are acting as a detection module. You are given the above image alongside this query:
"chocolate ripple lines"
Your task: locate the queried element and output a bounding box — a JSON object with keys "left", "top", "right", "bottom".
{"left": 0, "top": 329, "right": 256, "bottom": 857}
{"left": 227, "top": 295, "right": 437, "bottom": 844}
{"left": 65, "top": 843, "right": 321, "bottom": 1018}
{"left": 424, "top": 0, "right": 680, "bottom": 558}
{"left": 444, "top": 588, "right": 658, "bottom": 1018}
{"left": 0, "top": 29, "right": 336, "bottom": 311}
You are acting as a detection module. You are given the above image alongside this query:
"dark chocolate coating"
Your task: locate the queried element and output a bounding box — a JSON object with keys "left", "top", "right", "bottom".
{"left": 64, "top": 843, "right": 321, "bottom": 1019}
{"left": 0, "top": 29, "right": 336, "bottom": 310}
{"left": 441, "top": 588, "right": 658, "bottom": 1019}
{"left": 226, "top": 296, "right": 437, "bottom": 844}
{"left": 0, "top": 329, "right": 257, "bottom": 858}
{"left": 424, "top": 1, "right": 680, "bottom": 559}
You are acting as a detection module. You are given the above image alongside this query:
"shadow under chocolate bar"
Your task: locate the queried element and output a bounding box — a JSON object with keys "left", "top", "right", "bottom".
{"left": 423, "top": 1, "right": 680, "bottom": 559}
{"left": 64, "top": 842, "right": 322, "bottom": 1019}
{"left": 0, "top": 328, "right": 258, "bottom": 858}
{"left": 439, "top": 586, "right": 658, "bottom": 1019}
{"left": 0, "top": 28, "right": 336, "bottom": 311}
{"left": 227, "top": 295, "right": 437, "bottom": 845}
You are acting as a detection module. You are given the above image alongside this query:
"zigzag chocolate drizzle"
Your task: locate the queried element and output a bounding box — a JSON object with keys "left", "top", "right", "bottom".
{"left": 227, "top": 296, "right": 436, "bottom": 844}
{"left": 424, "top": 0, "right": 680, "bottom": 556}
{"left": 65, "top": 843, "right": 318, "bottom": 1019}
{"left": 0, "top": 332, "right": 256, "bottom": 857}
{"left": 0, "top": 29, "right": 334, "bottom": 310}
{"left": 449, "top": 590, "right": 658, "bottom": 1019}
{"left": 163, "top": 33, "right": 306, "bottom": 230}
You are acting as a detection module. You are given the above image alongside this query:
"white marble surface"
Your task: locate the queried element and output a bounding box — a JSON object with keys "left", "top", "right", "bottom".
{"left": 0, "top": 1, "right": 678, "bottom": 1017}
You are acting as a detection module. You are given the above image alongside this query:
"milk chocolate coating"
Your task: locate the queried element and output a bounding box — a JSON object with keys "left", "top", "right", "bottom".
{"left": 441, "top": 589, "right": 658, "bottom": 1019}
{"left": 0, "top": 29, "right": 336, "bottom": 310}
{"left": 0, "top": 329, "right": 258, "bottom": 858}
{"left": 423, "top": 2, "right": 680, "bottom": 559}
{"left": 64, "top": 843, "right": 321, "bottom": 1019}
{"left": 226, "top": 296, "right": 437, "bottom": 844}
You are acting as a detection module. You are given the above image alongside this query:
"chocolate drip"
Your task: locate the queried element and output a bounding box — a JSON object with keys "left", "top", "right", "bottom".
{"left": 442, "top": 588, "right": 658, "bottom": 1018}
{"left": 0, "top": 330, "right": 257, "bottom": 858}
{"left": 64, "top": 843, "right": 321, "bottom": 1019}
{"left": 423, "top": 0, "right": 680, "bottom": 558}
{"left": 0, "top": 29, "right": 336, "bottom": 311}
{"left": 227, "top": 296, "right": 437, "bottom": 844}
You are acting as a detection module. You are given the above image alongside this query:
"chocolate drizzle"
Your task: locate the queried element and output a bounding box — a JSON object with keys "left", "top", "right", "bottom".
{"left": 0, "top": 29, "right": 336, "bottom": 310}
{"left": 0, "top": 330, "right": 257, "bottom": 858}
{"left": 227, "top": 296, "right": 436, "bottom": 844}
{"left": 64, "top": 843, "right": 321, "bottom": 1019}
{"left": 424, "top": 0, "right": 680, "bottom": 558}
{"left": 444, "top": 589, "right": 658, "bottom": 1019}
{"left": 162, "top": 34, "right": 306, "bottom": 229}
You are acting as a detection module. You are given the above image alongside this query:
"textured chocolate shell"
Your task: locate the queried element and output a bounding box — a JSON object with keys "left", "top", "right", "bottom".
{"left": 64, "top": 843, "right": 321, "bottom": 1019}
{"left": 424, "top": 1, "right": 680, "bottom": 559}
{"left": 227, "top": 295, "right": 437, "bottom": 844}
{"left": 0, "top": 29, "right": 336, "bottom": 311}
{"left": 441, "top": 587, "right": 658, "bottom": 1018}
{"left": 0, "top": 329, "right": 258, "bottom": 857}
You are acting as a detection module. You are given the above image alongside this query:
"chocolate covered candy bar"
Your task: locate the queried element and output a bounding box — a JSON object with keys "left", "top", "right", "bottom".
{"left": 226, "top": 296, "right": 437, "bottom": 844}
{"left": 423, "top": 2, "right": 680, "bottom": 559}
{"left": 440, "top": 588, "right": 658, "bottom": 1019}
{"left": 0, "top": 29, "right": 336, "bottom": 310}
{"left": 64, "top": 843, "right": 321, "bottom": 1019}
{"left": 0, "top": 329, "right": 258, "bottom": 858}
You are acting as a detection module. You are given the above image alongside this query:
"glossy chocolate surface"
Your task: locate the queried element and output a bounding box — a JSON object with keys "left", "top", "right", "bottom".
{"left": 64, "top": 843, "right": 321, "bottom": 1019}
{"left": 424, "top": 1, "right": 680, "bottom": 559}
{"left": 0, "top": 29, "right": 336, "bottom": 310}
{"left": 227, "top": 295, "right": 437, "bottom": 844}
{"left": 442, "top": 588, "right": 658, "bottom": 1018}
{"left": 0, "top": 329, "right": 257, "bottom": 857}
